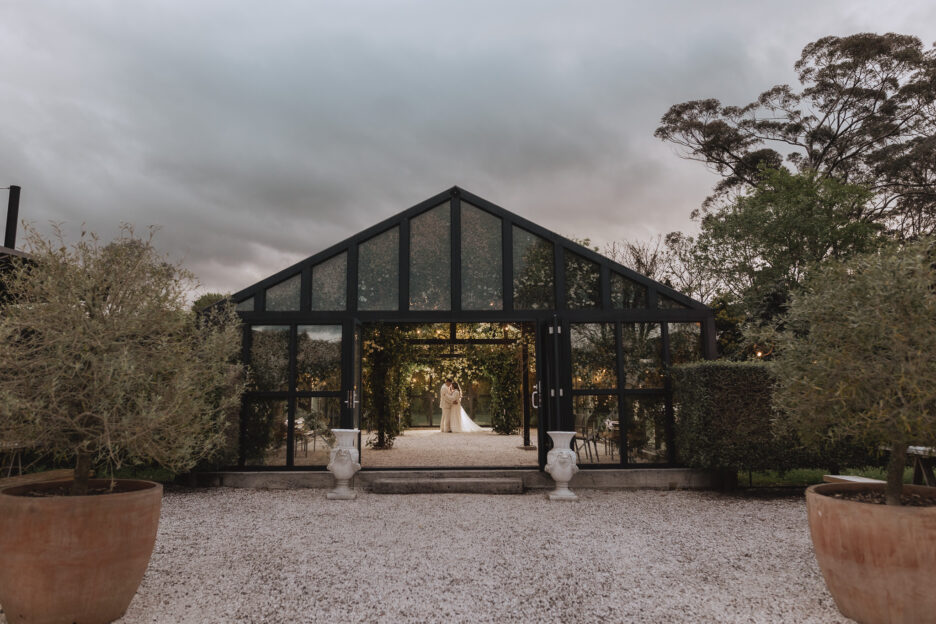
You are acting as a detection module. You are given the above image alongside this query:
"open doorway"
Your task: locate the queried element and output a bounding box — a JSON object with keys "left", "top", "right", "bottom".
{"left": 358, "top": 322, "right": 539, "bottom": 468}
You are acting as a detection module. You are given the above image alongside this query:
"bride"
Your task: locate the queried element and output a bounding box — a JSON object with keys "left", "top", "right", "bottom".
{"left": 449, "top": 381, "right": 485, "bottom": 433}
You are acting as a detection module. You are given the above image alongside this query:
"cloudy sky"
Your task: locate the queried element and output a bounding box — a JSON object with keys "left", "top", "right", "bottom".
{"left": 2, "top": 1, "right": 933, "bottom": 296}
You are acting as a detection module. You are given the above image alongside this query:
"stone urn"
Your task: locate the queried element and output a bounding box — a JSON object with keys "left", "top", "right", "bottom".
{"left": 326, "top": 429, "right": 360, "bottom": 500}
{"left": 545, "top": 431, "right": 579, "bottom": 501}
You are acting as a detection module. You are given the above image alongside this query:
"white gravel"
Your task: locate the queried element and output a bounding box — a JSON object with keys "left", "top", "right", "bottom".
{"left": 65, "top": 487, "right": 852, "bottom": 624}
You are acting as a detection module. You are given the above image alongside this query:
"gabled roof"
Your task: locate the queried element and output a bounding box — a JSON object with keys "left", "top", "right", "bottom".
{"left": 231, "top": 186, "right": 708, "bottom": 312}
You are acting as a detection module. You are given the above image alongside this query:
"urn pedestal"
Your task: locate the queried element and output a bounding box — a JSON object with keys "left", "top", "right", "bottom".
{"left": 545, "top": 431, "right": 579, "bottom": 501}
{"left": 326, "top": 429, "right": 360, "bottom": 500}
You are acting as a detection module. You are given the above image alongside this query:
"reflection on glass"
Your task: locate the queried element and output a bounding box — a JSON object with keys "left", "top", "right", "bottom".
{"left": 669, "top": 323, "right": 703, "bottom": 366}
{"left": 570, "top": 323, "right": 616, "bottom": 389}
{"left": 410, "top": 203, "right": 451, "bottom": 310}
{"left": 611, "top": 273, "right": 647, "bottom": 309}
{"left": 265, "top": 274, "right": 301, "bottom": 311}
{"left": 455, "top": 322, "right": 521, "bottom": 341}
{"left": 565, "top": 252, "right": 600, "bottom": 309}
{"left": 358, "top": 227, "right": 399, "bottom": 310}
{"left": 573, "top": 395, "right": 619, "bottom": 465}
{"left": 461, "top": 203, "right": 503, "bottom": 310}
{"left": 311, "top": 252, "right": 347, "bottom": 311}
{"left": 243, "top": 399, "right": 288, "bottom": 466}
{"left": 293, "top": 397, "right": 342, "bottom": 466}
{"left": 250, "top": 326, "right": 290, "bottom": 391}
{"left": 659, "top": 294, "right": 691, "bottom": 309}
{"left": 513, "top": 227, "right": 554, "bottom": 309}
{"left": 296, "top": 325, "right": 342, "bottom": 391}
{"left": 626, "top": 396, "right": 668, "bottom": 463}
{"left": 402, "top": 323, "right": 451, "bottom": 340}
{"left": 621, "top": 323, "right": 663, "bottom": 389}
{"left": 235, "top": 297, "right": 255, "bottom": 312}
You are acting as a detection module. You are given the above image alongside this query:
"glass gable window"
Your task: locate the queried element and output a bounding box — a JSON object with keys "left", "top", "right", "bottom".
{"left": 570, "top": 323, "right": 617, "bottom": 390}
{"left": 296, "top": 325, "right": 342, "bottom": 391}
{"left": 659, "top": 294, "right": 691, "bottom": 309}
{"left": 235, "top": 297, "right": 255, "bottom": 312}
{"left": 250, "top": 326, "right": 290, "bottom": 392}
{"left": 611, "top": 273, "right": 647, "bottom": 309}
{"left": 461, "top": 203, "right": 503, "bottom": 310}
{"left": 513, "top": 227, "right": 554, "bottom": 309}
{"left": 358, "top": 227, "right": 399, "bottom": 311}
{"left": 311, "top": 252, "right": 347, "bottom": 311}
{"left": 265, "top": 274, "right": 301, "bottom": 311}
{"left": 410, "top": 203, "right": 451, "bottom": 310}
{"left": 565, "top": 252, "right": 600, "bottom": 309}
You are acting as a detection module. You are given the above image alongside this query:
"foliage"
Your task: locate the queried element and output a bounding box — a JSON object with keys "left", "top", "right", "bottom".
{"left": 191, "top": 292, "right": 227, "bottom": 313}
{"left": 771, "top": 238, "right": 936, "bottom": 504}
{"left": 467, "top": 343, "right": 523, "bottom": 434}
{"left": 673, "top": 362, "right": 780, "bottom": 473}
{"left": 656, "top": 33, "right": 936, "bottom": 237}
{"left": 673, "top": 361, "right": 873, "bottom": 475}
{"left": 362, "top": 323, "right": 415, "bottom": 449}
{"left": 0, "top": 225, "right": 245, "bottom": 495}
{"left": 693, "top": 167, "right": 884, "bottom": 321}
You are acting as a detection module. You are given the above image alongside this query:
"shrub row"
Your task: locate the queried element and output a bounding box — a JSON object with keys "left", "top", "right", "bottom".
{"left": 673, "top": 361, "right": 876, "bottom": 474}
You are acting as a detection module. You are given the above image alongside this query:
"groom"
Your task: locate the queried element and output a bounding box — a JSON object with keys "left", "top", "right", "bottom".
{"left": 439, "top": 378, "right": 455, "bottom": 432}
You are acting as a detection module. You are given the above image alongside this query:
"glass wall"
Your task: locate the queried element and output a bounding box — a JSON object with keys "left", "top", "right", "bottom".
{"left": 265, "top": 274, "right": 301, "bottom": 311}
{"left": 513, "top": 227, "right": 554, "bottom": 309}
{"left": 570, "top": 323, "right": 619, "bottom": 464}
{"left": 293, "top": 397, "right": 342, "bottom": 466}
{"left": 410, "top": 203, "right": 451, "bottom": 310}
{"left": 243, "top": 399, "right": 288, "bottom": 466}
{"left": 565, "top": 252, "right": 600, "bottom": 308}
{"left": 358, "top": 227, "right": 399, "bottom": 310}
{"left": 461, "top": 203, "right": 503, "bottom": 310}
{"left": 311, "top": 253, "right": 347, "bottom": 311}
{"left": 296, "top": 325, "right": 342, "bottom": 391}
{"left": 250, "top": 326, "right": 290, "bottom": 392}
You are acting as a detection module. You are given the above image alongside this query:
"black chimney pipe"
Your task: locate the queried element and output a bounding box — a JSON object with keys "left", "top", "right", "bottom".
{"left": 5, "top": 185, "right": 20, "bottom": 249}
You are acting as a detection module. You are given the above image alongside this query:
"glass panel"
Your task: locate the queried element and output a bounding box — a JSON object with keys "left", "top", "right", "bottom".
{"left": 265, "top": 274, "right": 301, "bottom": 311}
{"left": 358, "top": 227, "right": 399, "bottom": 311}
{"left": 513, "top": 227, "right": 554, "bottom": 309}
{"left": 610, "top": 273, "right": 647, "bottom": 309}
{"left": 573, "top": 395, "right": 619, "bottom": 465}
{"left": 621, "top": 323, "right": 663, "bottom": 389}
{"left": 242, "top": 399, "right": 288, "bottom": 466}
{"left": 293, "top": 397, "right": 342, "bottom": 466}
{"left": 235, "top": 297, "right": 255, "bottom": 312}
{"left": 410, "top": 203, "right": 451, "bottom": 310}
{"left": 570, "top": 323, "right": 617, "bottom": 390}
{"left": 669, "top": 322, "right": 703, "bottom": 366}
{"left": 311, "top": 252, "right": 347, "bottom": 311}
{"left": 659, "top": 294, "right": 691, "bottom": 309}
{"left": 565, "top": 252, "right": 600, "bottom": 309}
{"left": 456, "top": 322, "right": 521, "bottom": 341}
{"left": 625, "top": 396, "right": 668, "bottom": 463}
{"left": 461, "top": 203, "right": 503, "bottom": 310}
{"left": 250, "top": 326, "right": 290, "bottom": 391}
{"left": 296, "top": 325, "right": 342, "bottom": 391}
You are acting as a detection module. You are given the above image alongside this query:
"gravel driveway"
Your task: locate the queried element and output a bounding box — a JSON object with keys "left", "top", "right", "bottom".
{"left": 2, "top": 487, "right": 848, "bottom": 624}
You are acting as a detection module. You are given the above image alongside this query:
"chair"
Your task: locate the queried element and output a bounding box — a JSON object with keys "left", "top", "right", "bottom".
{"left": 574, "top": 420, "right": 600, "bottom": 463}
{"left": 601, "top": 419, "right": 620, "bottom": 460}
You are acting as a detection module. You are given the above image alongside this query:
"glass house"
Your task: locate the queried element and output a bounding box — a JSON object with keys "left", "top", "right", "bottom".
{"left": 229, "top": 187, "right": 716, "bottom": 470}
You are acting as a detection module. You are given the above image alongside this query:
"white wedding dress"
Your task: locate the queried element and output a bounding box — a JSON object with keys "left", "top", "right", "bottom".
{"left": 449, "top": 394, "right": 485, "bottom": 433}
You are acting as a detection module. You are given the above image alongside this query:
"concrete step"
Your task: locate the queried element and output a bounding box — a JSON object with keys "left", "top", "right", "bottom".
{"left": 370, "top": 477, "right": 524, "bottom": 495}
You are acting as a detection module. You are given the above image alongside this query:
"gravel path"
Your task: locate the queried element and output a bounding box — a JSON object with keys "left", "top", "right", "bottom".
{"left": 72, "top": 487, "right": 851, "bottom": 624}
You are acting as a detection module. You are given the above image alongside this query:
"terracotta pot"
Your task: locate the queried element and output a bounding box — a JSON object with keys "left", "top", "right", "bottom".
{"left": 806, "top": 482, "right": 936, "bottom": 624}
{"left": 0, "top": 479, "right": 162, "bottom": 624}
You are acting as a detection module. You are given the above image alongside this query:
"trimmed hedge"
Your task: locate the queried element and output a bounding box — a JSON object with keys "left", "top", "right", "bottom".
{"left": 673, "top": 361, "right": 879, "bottom": 474}
{"left": 673, "top": 361, "right": 780, "bottom": 472}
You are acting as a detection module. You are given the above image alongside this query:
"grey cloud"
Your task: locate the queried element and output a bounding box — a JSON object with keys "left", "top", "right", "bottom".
{"left": 2, "top": 0, "right": 934, "bottom": 295}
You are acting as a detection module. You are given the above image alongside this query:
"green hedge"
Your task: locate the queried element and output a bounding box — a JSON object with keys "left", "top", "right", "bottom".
{"left": 673, "top": 361, "right": 780, "bottom": 472}
{"left": 673, "top": 361, "right": 879, "bottom": 474}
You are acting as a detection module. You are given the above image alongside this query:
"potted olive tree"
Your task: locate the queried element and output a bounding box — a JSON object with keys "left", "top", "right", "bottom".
{"left": 0, "top": 226, "right": 244, "bottom": 624}
{"left": 772, "top": 238, "right": 936, "bottom": 624}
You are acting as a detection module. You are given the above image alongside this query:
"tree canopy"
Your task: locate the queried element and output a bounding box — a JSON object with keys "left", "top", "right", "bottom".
{"left": 655, "top": 33, "right": 936, "bottom": 237}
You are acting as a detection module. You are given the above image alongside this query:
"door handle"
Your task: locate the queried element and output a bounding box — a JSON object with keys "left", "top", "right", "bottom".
{"left": 531, "top": 389, "right": 540, "bottom": 409}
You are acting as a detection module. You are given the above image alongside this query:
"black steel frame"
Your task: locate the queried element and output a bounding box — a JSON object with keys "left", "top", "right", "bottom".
{"left": 230, "top": 186, "right": 716, "bottom": 471}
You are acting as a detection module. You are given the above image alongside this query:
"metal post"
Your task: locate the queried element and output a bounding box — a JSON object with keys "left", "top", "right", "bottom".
{"left": 5, "top": 185, "right": 20, "bottom": 249}
{"left": 521, "top": 328, "right": 531, "bottom": 447}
